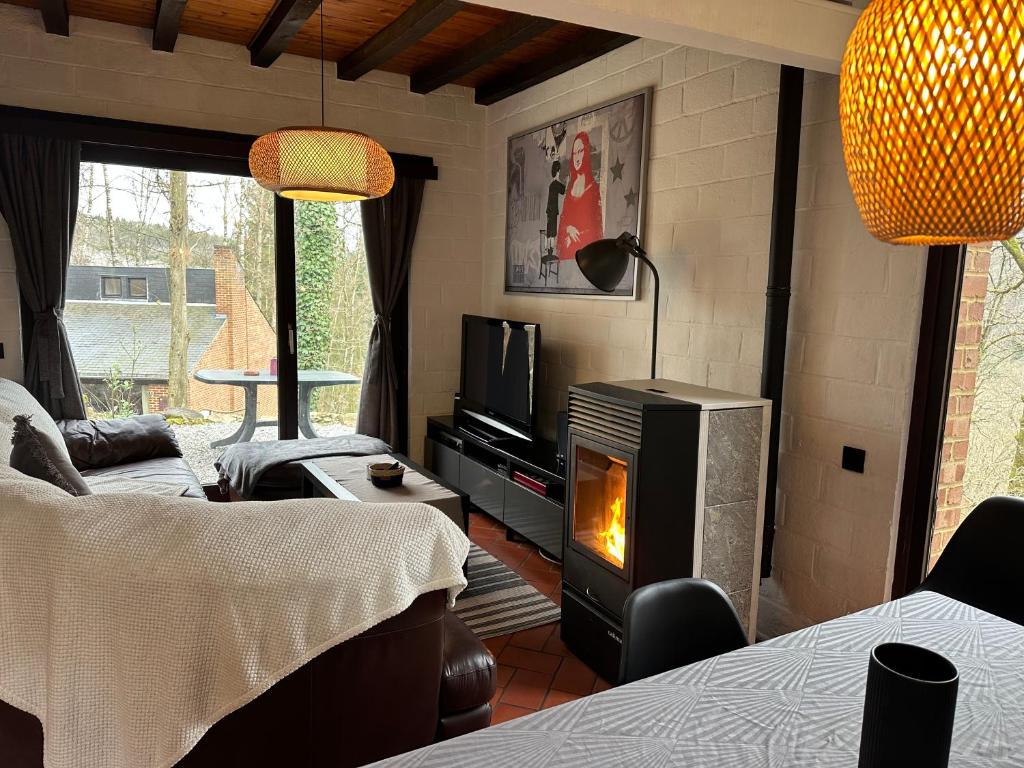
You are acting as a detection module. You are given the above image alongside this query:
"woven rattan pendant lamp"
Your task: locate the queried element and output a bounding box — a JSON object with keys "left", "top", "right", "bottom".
{"left": 840, "top": 0, "right": 1024, "bottom": 245}
{"left": 249, "top": 7, "right": 394, "bottom": 202}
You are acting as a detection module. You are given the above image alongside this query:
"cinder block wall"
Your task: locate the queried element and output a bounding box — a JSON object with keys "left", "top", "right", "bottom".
{"left": 482, "top": 45, "right": 929, "bottom": 635}
{"left": 0, "top": 3, "right": 486, "bottom": 459}
{"left": 484, "top": 41, "right": 778, "bottom": 421}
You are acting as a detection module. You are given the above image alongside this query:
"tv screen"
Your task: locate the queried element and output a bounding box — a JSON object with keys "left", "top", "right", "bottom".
{"left": 460, "top": 315, "right": 540, "bottom": 439}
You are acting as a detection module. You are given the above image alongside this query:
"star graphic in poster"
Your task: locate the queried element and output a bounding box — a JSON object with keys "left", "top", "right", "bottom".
{"left": 624, "top": 187, "right": 638, "bottom": 209}
{"left": 610, "top": 156, "right": 625, "bottom": 182}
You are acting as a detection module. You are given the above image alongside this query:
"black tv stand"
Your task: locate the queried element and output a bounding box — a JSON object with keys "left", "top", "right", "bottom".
{"left": 424, "top": 415, "right": 565, "bottom": 559}
{"left": 457, "top": 423, "right": 506, "bottom": 445}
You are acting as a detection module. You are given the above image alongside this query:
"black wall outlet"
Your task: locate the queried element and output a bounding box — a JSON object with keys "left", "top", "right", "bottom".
{"left": 842, "top": 445, "right": 866, "bottom": 474}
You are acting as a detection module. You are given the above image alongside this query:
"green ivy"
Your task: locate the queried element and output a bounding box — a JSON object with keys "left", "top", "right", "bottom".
{"left": 295, "top": 201, "right": 340, "bottom": 407}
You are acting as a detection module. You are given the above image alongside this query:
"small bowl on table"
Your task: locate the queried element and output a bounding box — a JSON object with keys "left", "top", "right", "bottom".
{"left": 367, "top": 461, "right": 405, "bottom": 488}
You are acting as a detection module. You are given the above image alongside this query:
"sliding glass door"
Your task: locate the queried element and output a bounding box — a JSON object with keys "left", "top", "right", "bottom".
{"left": 69, "top": 161, "right": 283, "bottom": 483}
{"left": 293, "top": 200, "right": 373, "bottom": 441}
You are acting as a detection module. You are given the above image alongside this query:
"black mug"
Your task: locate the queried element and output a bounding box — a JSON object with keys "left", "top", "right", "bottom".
{"left": 859, "top": 642, "right": 959, "bottom": 768}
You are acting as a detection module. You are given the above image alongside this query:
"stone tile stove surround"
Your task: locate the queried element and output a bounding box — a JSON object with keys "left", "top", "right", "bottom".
{"left": 560, "top": 379, "right": 770, "bottom": 682}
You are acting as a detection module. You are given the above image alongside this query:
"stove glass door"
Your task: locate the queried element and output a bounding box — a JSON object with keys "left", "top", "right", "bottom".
{"left": 571, "top": 443, "right": 630, "bottom": 570}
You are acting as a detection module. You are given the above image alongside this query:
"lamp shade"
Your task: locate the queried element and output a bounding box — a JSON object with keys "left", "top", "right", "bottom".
{"left": 249, "top": 126, "right": 395, "bottom": 202}
{"left": 576, "top": 238, "right": 630, "bottom": 291}
{"left": 840, "top": 0, "right": 1024, "bottom": 245}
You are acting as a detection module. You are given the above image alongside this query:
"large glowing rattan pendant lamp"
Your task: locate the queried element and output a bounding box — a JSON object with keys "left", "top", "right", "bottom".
{"left": 840, "top": 0, "right": 1024, "bottom": 245}
{"left": 249, "top": 8, "right": 394, "bottom": 202}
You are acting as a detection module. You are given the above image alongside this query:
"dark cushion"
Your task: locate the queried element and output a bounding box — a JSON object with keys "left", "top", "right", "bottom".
{"left": 57, "top": 415, "right": 182, "bottom": 471}
{"left": 9, "top": 414, "right": 92, "bottom": 496}
{"left": 81, "top": 456, "right": 206, "bottom": 499}
{"left": 439, "top": 613, "right": 495, "bottom": 714}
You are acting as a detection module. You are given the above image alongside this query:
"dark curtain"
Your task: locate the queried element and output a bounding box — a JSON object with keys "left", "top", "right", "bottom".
{"left": 356, "top": 176, "right": 425, "bottom": 448}
{"left": 0, "top": 134, "right": 86, "bottom": 419}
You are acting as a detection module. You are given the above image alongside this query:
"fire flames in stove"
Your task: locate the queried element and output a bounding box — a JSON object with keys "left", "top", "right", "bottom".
{"left": 600, "top": 497, "right": 626, "bottom": 568}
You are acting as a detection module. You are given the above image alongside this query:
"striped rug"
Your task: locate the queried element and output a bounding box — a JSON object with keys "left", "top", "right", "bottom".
{"left": 453, "top": 544, "right": 561, "bottom": 639}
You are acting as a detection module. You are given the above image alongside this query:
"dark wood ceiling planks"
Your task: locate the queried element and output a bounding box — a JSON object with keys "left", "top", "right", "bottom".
{"left": 8, "top": 0, "right": 637, "bottom": 104}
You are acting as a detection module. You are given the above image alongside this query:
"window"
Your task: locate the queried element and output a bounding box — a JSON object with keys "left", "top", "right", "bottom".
{"left": 101, "top": 276, "right": 122, "bottom": 299}
{"left": 70, "top": 163, "right": 279, "bottom": 484}
{"left": 929, "top": 239, "right": 1024, "bottom": 567}
{"left": 128, "top": 277, "right": 148, "bottom": 299}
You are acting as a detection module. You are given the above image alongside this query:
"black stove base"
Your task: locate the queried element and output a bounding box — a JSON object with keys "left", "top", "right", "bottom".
{"left": 560, "top": 584, "right": 623, "bottom": 684}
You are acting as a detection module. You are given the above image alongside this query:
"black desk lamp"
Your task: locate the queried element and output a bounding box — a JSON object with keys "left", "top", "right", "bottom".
{"left": 576, "top": 232, "right": 660, "bottom": 379}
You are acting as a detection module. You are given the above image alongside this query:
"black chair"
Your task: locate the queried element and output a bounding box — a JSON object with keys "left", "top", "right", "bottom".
{"left": 618, "top": 578, "right": 749, "bottom": 685}
{"left": 916, "top": 495, "right": 1024, "bottom": 626}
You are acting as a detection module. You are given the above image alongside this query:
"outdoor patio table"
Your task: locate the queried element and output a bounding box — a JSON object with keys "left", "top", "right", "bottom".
{"left": 193, "top": 369, "right": 360, "bottom": 447}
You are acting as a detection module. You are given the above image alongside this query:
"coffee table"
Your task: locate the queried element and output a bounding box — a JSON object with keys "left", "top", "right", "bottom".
{"left": 298, "top": 453, "right": 469, "bottom": 535}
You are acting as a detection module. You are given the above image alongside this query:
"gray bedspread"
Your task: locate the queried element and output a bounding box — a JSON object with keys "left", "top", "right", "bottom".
{"left": 216, "top": 434, "right": 389, "bottom": 499}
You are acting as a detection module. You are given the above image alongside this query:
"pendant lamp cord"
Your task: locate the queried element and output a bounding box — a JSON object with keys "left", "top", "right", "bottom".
{"left": 320, "top": 5, "right": 325, "bottom": 127}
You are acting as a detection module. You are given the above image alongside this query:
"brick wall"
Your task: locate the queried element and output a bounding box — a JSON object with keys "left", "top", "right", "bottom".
{"left": 929, "top": 243, "right": 990, "bottom": 566}
{"left": 0, "top": 3, "right": 485, "bottom": 460}
{"left": 483, "top": 51, "right": 929, "bottom": 635}
{"left": 187, "top": 246, "right": 278, "bottom": 418}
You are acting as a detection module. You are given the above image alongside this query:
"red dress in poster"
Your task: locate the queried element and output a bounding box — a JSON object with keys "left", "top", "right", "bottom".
{"left": 556, "top": 131, "right": 604, "bottom": 261}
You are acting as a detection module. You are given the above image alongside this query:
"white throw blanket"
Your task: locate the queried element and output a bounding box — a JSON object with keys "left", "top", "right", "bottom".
{"left": 0, "top": 466, "right": 469, "bottom": 768}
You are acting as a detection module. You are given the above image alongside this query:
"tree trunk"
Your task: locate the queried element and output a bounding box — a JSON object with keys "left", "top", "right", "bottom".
{"left": 167, "top": 170, "right": 191, "bottom": 409}
{"left": 102, "top": 164, "right": 118, "bottom": 263}
{"left": 1010, "top": 396, "right": 1024, "bottom": 497}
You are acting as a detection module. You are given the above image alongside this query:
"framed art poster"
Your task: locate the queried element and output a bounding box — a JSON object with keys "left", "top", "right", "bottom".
{"left": 504, "top": 88, "right": 651, "bottom": 298}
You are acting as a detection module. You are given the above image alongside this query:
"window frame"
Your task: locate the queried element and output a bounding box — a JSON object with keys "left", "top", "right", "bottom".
{"left": 127, "top": 277, "right": 148, "bottom": 300}
{"left": 100, "top": 275, "right": 123, "bottom": 299}
{"left": 3, "top": 104, "right": 434, "bottom": 454}
{"left": 892, "top": 244, "right": 968, "bottom": 597}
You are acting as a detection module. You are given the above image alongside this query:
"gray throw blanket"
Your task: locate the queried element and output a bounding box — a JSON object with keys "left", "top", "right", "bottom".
{"left": 216, "top": 434, "right": 390, "bottom": 499}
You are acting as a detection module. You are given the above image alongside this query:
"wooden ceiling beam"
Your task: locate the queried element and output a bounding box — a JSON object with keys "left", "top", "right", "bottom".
{"left": 410, "top": 13, "right": 557, "bottom": 94}
{"left": 249, "top": 0, "right": 324, "bottom": 68}
{"left": 153, "top": 0, "right": 188, "bottom": 52}
{"left": 474, "top": 30, "right": 635, "bottom": 105}
{"left": 39, "top": 0, "right": 69, "bottom": 36}
{"left": 337, "top": 0, "right": 463, "bottom": 82}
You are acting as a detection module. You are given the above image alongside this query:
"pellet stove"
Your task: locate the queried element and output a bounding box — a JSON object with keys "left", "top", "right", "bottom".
{"left": 561, "top": 379, "right": 770, "bottom": 682}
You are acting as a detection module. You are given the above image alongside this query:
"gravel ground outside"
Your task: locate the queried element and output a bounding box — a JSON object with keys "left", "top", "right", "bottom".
{"left": 170, "top": 421, "right": 356, "bottom": 485}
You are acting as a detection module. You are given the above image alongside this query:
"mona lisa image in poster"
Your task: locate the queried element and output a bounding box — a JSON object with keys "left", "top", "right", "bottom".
{"left": 505, "top": 89, "right": 651, "bottom": 297}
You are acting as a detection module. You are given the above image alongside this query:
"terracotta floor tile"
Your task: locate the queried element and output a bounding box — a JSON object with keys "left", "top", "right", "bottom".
{"left": 483, "top": 634, "right": 510, "bottom": 657}
{"left": 501, "top": 668, "right": 554, "bottom": 710}
{"left": 509, "top": 624, "right": 555, "bottom": 651}
{"left": 498, "top": 646, "right": 563, "bottom": 676}
{"left": 552, "top": 658, "right": 597, "bottom": 697}
{"left": 542, "top": 689, "right": 581, "bottom": 709}
{"left": 592, "top": 677, "right": 614, "bottom": 693}
{"left": 495, "top": 663, "right": 514, "bottom": 688}
{"left": 491, "top": 702, "right": 535, "bottom": 725}
{"left": 542, "top": 629, "right": 573, "bottom": 657}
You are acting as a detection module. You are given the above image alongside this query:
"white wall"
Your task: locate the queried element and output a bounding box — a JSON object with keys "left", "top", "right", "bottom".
{"left": 0, "top": 4, "right": 486, "bottom": 456}
{"left": 481, "top": 39, "right": 927, "bottom": 634}
{"left": 760, "top": 71, "right": 926, "bottom": 633}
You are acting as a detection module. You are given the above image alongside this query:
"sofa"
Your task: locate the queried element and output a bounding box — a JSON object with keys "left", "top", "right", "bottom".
{"left": 0, "top": 378, "right": 496, "bottom": 766}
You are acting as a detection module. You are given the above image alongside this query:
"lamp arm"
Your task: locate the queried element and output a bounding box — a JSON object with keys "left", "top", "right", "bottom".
{"left": 633, "top": 250, "right": 660, "bottom": 379}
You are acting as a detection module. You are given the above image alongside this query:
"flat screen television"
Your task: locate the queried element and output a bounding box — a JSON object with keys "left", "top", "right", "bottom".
{"left": 458, "top": 314, "right": 540, "bottom": 441}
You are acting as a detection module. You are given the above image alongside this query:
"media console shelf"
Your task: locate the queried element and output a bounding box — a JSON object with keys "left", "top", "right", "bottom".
{"left": 424, "top": 415, "right": 565, "bottom": 559}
